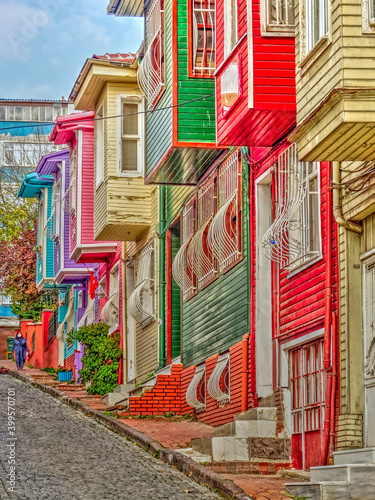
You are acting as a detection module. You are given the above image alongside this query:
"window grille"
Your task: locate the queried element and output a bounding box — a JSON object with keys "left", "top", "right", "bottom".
{"left": 186, "top": 364, "right": 206, "bottom": 410}
{"left": 120, "top": 101, "right": 141, "bottom": 174}
{"left": 207, "top": 352, "right": 230, "bottom": 404}
{"left": 266, "top": 0, "right": 294, "bottom": 32}
{"left": 137, "top": 0, "right": 164, "bottom": 109}
{"left": 56, "top": 297, "right": 75, "bottom": 342}
{"left": 208, "top": 151, "right": 241, "bottom": 273}
{"left": 172, "top": 199, "right": 197, "bottom": 301}
{"left": 192, "top": 0, "right": 215, "bottom": 76}
{"left": 61, "top": 187, "right": 70, "bottom": 214}
{"left": 128, "top": 243, "right": 155, "bottom": 327}
{"left": 52, "top": 182, "right": 60, "bottom": 240}
{"left": 261, "top": 144, "right": 320, "bottom": 270}
{"left": 100, "top": 269, "right": 120, "bottom": 327}
{"left": 290, "top": 340, "right": 325, "bottom": 435}
{"left": 77, "top": 295, "right": 96, "bottom": 329}
{"left": 187, "top": 177, "right": 217, "bottom": 288}
{"left": 43, "top": 188, "right": 55, "bottom": 240}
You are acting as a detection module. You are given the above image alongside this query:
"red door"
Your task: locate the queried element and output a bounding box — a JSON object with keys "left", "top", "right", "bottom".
{"left": 290, "top": 340, "right": 325, "bottom": 470}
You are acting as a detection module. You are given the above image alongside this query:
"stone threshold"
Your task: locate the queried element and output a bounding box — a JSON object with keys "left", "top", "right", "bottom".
{"left": 2, "top": 368, "right": 253, "bottom": 500}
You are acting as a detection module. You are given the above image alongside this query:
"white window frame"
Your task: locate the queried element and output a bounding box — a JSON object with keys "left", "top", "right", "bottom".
{"left": 96, "top": 103, "right": 104, "bottom": 188}
{"left": 362, "top": 0, "right": 375, "bottom": 32}
{"left": 53, "top": 180, "right": 61, "bottom": 240}
{"left": 300, "top": 0, "right": 329, "bottom": 59}
{"left": 117, "top": 95, "right": 144, "bottom": 178}
{"left": 224, "top": 0, "right": 238, "bottom": 59}
{"left": 261, "top": 0, "right": 294, "bottom": 35}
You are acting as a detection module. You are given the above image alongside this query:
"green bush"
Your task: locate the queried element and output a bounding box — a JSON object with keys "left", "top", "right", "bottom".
{"left": 68, "top": 322, "right": 122, "bottom": 396}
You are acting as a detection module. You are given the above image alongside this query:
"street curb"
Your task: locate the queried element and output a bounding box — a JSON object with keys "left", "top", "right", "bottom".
{"left": 4, "top": 369, "right": 254, "bottom": 500}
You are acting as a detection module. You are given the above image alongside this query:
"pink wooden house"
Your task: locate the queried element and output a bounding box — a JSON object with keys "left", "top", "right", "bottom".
{"left": 50, "top": 112, "right": 117, "bottom": 264}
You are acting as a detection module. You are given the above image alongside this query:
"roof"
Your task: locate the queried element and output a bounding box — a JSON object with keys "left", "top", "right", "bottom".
{"left": 49, "top": 111, "right": 95, "bottom": 145}
{"left": 36, "top": 149, "right": 70, "bottom": 176}
{"left": 0, "top": 99, "right": 70, "bottom": 105}
{"left": 107, "top": 0, "right": 143, "bottom": 16}
{"left": 92, "top": 53, "right": 136, "bottom": 63}
{"left": 17, "top": 172, "right": 54, "bottom": 199}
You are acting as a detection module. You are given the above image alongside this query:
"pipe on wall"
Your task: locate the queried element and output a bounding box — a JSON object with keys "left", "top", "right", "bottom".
{"left": 120, "top": 242, "right": 128, "bottom": 385}
{"left": 158, "top": 185, "right": 166, "bottom": 369}
{"left": 332, "top": 161, "right": 363, "bottom": 235}
{"left": 166, "top": 229, "right": 173, "bottom": 365}
{"left": 329, "top": 311, "right": 338, "bottom": 460}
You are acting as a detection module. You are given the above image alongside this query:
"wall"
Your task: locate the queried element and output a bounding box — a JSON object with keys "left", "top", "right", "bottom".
{"left": 0, "top": 326, "right": 17, "bottom": 360}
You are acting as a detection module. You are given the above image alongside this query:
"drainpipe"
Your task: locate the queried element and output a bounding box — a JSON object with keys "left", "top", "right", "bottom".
{"left": 322, "top": 178, "right": 333, "bottom": 464}
{"left": 158, "top": 186, "right": 166, "bottom": 369}
{"left": 329, "top": 311, "right": 338, "bottom": 461}
{"left": 332, "top": 161, "right": 362, "bottom": 235}
{"left": 120, "top": 242, "right": 128, "bottom": 385}
{"left": 166, "top": 229, "right": 173, "bottom": 365}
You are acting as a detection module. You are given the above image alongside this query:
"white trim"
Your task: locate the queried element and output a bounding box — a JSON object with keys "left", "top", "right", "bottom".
{"left": 96, "top": 102, "right": 105, "bottom": 188}
{"left": 247, "top": 0, "right": 254, "bottom": 109}
{"left": 116, "top": 94, "right": 145, "bottom": 178}
{"left": 77, "top": 130, "right": 83, "bottom": 247}
{"left": 361, "top": 247, "right": 375, "bottom": 261}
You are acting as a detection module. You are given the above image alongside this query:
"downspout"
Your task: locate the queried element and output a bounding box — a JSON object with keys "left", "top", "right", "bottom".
{"left": 322, "top": 176, "right": 333, "bottom": 464}
{"left": 329, "top": 311, "right": 338, "bottom": 460}
{"left": 166, "top": 229, "right": 173, "bottom": 365}
{"left": 242, "top": 148, "right": 255, "bottom": 411}
{"left": 120, "top": 242, "right": 128, "bottom": 385}
{"left": 158, "top": 185, "right": 166, "bottom": 369}
{"left": 332, "top": 161, "right": 362, "bottom": 235}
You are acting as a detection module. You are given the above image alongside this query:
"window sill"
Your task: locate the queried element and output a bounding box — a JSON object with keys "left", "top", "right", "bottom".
{"left": 117, "top": 171, "right": 144, "bottom": 179}
{"left": 298, "top": 36, "right": 331, "bottom": 76}
{"left": 287, "top": 254, "right": 323, "bottom": 278}
{"left": 261, "top": 27, "right": 295, "bottom": 37}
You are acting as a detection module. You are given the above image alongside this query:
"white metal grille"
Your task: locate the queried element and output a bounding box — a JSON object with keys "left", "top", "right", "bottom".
{"left": 43, "top": 213, "right": 54, "bottom": 241}
{"left": 208, "top": 151, "right": 241, "bottom": 272}
{"left": 137, "top": 0, "right": 164, "bottom": 109}
{"left": 77, "top": 295, "right": 96, "bottom": 329}
{"left": 192, "top": 0, "right": 215, "bottom": 76}
{"left": 172, "top": 200, "right": 196, "bottom": 300}
{"left": 207, "top": 352, "right": 230, "bottom": 404}
{"left": 56, "top": 297, "right": 75, "bottom": 342}
{"left": 61, "top": 186, "right": 70, "bottom": 214}
{"left": 128, "top": 243, "right": 155, "bottom": 327}
{"left": 267, "top": 0, "right": 294, "bottom": 30}
{"left": 100, "top": 271, "right": 119, "bottom": 327}
{"left": 262, "top": 144, "right": 320, "bottom": 270}
{"left": 186, "top": 364, "right": 206, "bottom": 410}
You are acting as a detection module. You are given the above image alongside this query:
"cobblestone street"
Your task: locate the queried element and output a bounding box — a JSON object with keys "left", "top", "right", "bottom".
{"left": 0, "top": 376, "right": 221, "bottom": 500}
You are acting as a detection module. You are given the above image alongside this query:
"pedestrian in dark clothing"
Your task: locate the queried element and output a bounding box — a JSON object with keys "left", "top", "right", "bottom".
{"left": 12, "top": 332, "right": 30, "bottom": 370}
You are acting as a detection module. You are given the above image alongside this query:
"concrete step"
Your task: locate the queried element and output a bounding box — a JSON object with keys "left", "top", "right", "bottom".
{"left": 175, "top": 448, "right": 212, "bottom": 464}
{"left": 114, "top": 383, "right": 135, "bottom": 395}
{"left": 101, "top": 392, "right": 129, "bottom": 407}
{"left": 214, "top": 407, "right": 277, "bottom": 438}
{"left": 234, "top": 407, "right": 277, "bottom": 421}
{"left": 192, "top": 436, "right": 290, "bottom": 462}
{"left": 129, "top": 384, "right": 155, "bottom": 398}
{"left": 333, "top": 447, "right": 375, "bottom": 465}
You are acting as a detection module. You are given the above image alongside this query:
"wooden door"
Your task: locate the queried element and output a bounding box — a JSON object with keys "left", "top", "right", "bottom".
{"left": 290, "top": 340, "right": 325, "bottom": 470}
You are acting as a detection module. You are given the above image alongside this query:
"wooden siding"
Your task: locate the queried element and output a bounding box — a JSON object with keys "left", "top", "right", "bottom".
{"left": 94, "top": 82, "right": 153, "bottom": 242}
{"left": 340, "top": 160, "right": 375, "bottom": 222}
{"left": 176, "top": 0, "right": 216, "bottom": 144}
{"left": 81, "top": 128, "right": 96, "bottom": 245}
{"left": 171, "top": 231, "right": 181, "bottom": 358}
{"left": 45, "top": 187, "right": 54, "bottom": 280}
{"left": 215, "top": 0, "right": 296, "bottom": 147}
{"left": 165, "top": 185, "right": 193, "bottom": 222}
{"left": 94, "top": 88, "right": 109, "bottom": 239}
{"left": 145, "top": 0, "right": 173, "bottom": 178}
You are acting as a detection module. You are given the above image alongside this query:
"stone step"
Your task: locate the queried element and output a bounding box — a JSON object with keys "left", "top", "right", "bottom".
{"left": 214, "top": 408, "right": 277, "bottom": 438}
{"left": 101, "top": 392, "right": 129, "bottom": 407}
{"left": 175, "top": 448, "right": 212, "bottom": 464}
{"left": 192, "top": 436, "right": 290, "bottom": 462}
{"left": 333, "top": 447, "right": 375, "bottom": 465}
{"left": 234, "top": 407, "right": 277, "bottom": 421}
{"left": 114, "top": 383, "right": 135, "bottom": 394}
{"left": 129, "top": 384, "right": 155, "bottom": 398}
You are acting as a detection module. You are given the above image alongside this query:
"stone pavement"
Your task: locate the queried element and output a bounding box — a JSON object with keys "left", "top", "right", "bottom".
{"left": 0, "top": 360, "right": 303, "bottom": 499}
{"left": 0, "top": 374, "right": 221, "bottom": 500}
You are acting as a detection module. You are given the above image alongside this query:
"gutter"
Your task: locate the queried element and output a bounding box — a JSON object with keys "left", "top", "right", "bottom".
{"left": 332, "top": 161, "right": 363, "bottom": 235}
{"left": 158, "top": 186, "right": 166, "bottom": 369}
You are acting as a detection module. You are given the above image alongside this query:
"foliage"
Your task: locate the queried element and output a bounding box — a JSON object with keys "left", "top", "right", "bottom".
{"left": 68, "top": 323, "right": 122, "bottom": 396}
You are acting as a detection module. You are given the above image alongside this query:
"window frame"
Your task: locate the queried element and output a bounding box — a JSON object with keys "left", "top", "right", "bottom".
{"left": 69, "top": 148, "right": 77, "bottom": 215}
{"left": 223, "top": 0, "right": 238, "bottom": 60}
{"left": 260, "top": 0, "right": 295, "bottom": 35}
{"left": 52, "top": 180, "right": 61, "bottom": 241}
{"left": 188, "top": 0, "right": 216, "bottom": 78}
{"left": 95, "top": 102, "right": 104, "bottom": 188}
{"left": 299, "top": 0, "right": 330, "bottom": 65}
{"left": 117, "top": 95, "right": 145, "bottom": 178}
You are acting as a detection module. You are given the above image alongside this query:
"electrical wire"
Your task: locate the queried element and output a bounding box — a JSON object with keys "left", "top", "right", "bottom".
{"left": 0, "top": 93, "right": 215, "bottom": 133}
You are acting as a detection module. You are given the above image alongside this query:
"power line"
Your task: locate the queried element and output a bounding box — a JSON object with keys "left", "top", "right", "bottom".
{"left": 0, "top": 93, "right": 215, "bottom": 133}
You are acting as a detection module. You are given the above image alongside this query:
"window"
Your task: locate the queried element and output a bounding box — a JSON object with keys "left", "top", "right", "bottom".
{"left": 128, "top": 242, "right": 156, "bottom": 328}
{"left": 118, "top": 98, "right": 144, "bottom": 176}
{"left": 0, "top": 295, "right": 12, "bottom": 305}
{"left": 53, "top": 181, "right": 61, "bottom": 240}
{"left": 96, "top": 105, "right": 104, "bottom": 187}
{"left": 189, "top": 0, "right": 215, "bottom": 76}
{"left": 224, "top": 0, "right": 238, "bottom": 59}
{"left": 172, "top": 199, "right": 197, "bottom": 301}
{"left": 101, "top": 266, "right": 120, "bottom": 328}
{"left": 262, "top": 0, "right": 294, "bottom": 33}
{"left": 220, "top": 54, "right": 242, "bottom": 117}
{"left": 39, "top": 199, "right": 45, "bottom": 247}
{"left": 137, "top": 0, "right": 165, "bottom": 109}
{"left": 3, "top": 142, "right": 57, "bottom": 168}
{"left": 69, "top": 148, "right": 77, "bottom": 215}
{"left": 262, "top": 144, "right": 321, "bottom": 271}
{"left": 0, "top": 106, "right": 5, "bottom": 120}
{"left": 305, "top": 0, "right": 328, "bottom": 52}
{"left": 208, "top": 150, "right": 242, "bottom": 273}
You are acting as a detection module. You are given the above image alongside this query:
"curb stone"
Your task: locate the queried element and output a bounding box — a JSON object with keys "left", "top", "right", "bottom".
{"left": 4, "top": 369, "right": 254, "bottom": 500}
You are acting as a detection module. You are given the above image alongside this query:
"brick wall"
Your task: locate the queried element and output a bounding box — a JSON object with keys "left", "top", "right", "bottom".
{"left": 336, "top": 413, "right": 363, "bottom": 450}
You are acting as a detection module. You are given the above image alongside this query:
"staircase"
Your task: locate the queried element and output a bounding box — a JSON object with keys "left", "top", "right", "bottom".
{"left": 191, "top": 407, "right": 291, "bottom": 466}
{"left": 101, "top": 382, "right": 135, "bottom": 406}
{"left": 286, "top": 448, "right": 375, "bottom": 500}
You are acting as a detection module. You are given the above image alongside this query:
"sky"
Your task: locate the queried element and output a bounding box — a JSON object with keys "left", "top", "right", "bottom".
{"left": 0, "top": 0, "right": 144, "bottom": 100}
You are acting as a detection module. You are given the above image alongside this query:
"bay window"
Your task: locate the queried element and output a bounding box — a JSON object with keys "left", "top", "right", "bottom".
{"left": 189, "top": 0, "right": 215, "bottom": 76}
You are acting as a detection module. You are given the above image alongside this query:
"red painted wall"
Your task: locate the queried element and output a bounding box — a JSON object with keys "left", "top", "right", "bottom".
{"left": 43, "top": 336, "right": 59, "bottom": 369}
{"left": 215, "top": 0, "right": 296, "bottom": 146}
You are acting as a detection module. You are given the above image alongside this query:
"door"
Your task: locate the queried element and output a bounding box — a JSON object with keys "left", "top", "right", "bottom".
{"left": 290, "top": 340, "right": 325, "bottom": 470}
{"left": 126, "top": 262, "right": 136, "bottom": 382}
{"left": 363, "top": 259, "right": 375, "bottom": 446}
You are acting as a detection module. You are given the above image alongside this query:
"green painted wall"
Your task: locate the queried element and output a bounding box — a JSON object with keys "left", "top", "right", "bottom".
{"left": 176, "top": 0, "right": 216, "bottom": 144}
{"left": 145, "top": 0, "right": 173, "bottom": 177}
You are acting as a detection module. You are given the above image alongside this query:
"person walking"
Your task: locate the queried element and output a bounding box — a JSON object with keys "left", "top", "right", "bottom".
{"left": 12, "top": 332, "right": 30, "bottom": 370}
